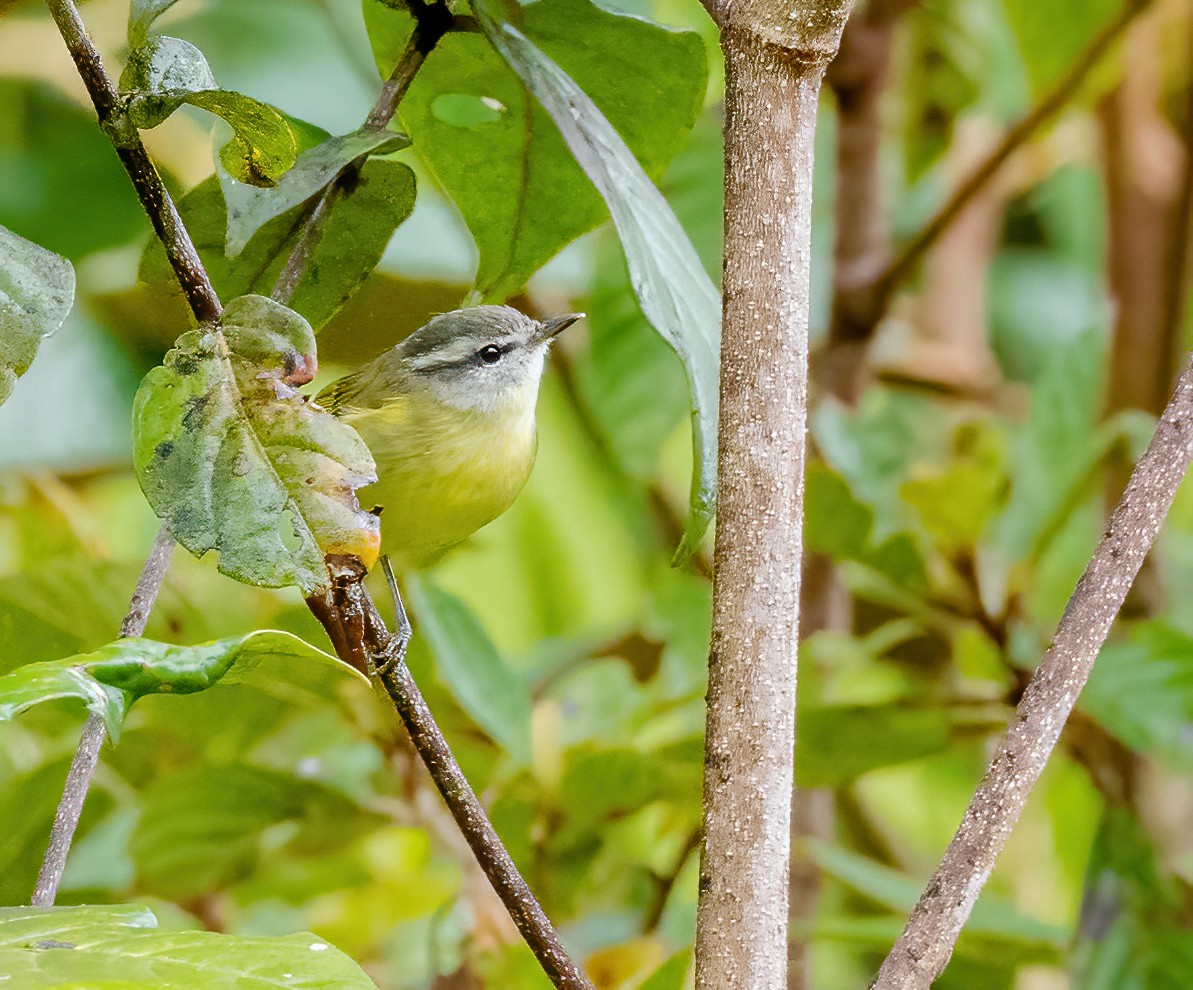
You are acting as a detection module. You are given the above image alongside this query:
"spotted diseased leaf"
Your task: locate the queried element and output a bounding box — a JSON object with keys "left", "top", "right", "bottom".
{"left": 0, "top": 225, "right": 74, "bottom": 407}
{"left": 120, "top": 36, "right": 297, "bottom": 186}
{"left": 133, "top": 295, "right": 379, "bottom": 592}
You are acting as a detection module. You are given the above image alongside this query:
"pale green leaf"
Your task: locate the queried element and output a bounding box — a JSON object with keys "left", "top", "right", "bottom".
{"left": 0, "top": 225, "right": 74, "bottom": 406}
{"left": 407, "top": 575, "right": 533, "bottom": 764}
{"left": 128, "top": 0, "right": 185, "bottom": 46}
{"left": 0, "top": 904, "right": 374, "bottom": 988}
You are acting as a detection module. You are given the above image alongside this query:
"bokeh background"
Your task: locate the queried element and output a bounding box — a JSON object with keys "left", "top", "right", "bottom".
{"left": 0, "top": 0, "right": 1191, "bottom": 986}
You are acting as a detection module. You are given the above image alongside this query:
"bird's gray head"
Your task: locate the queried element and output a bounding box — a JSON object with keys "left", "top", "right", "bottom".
{"left": 398, "top": 305, "right": 582, "bottom": 413}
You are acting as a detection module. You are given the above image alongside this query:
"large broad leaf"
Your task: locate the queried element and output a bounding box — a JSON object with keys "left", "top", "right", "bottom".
{"left": 139, "top": 161, "right": 416, "bottom": 333}
{"left": 402, "top": 0, "right": 705, "bottom": 302}
{"left": 0, "top": 630, "right": 368, "bottom": 739}
{"left": 0, "top": 904, "right": 375, "bottom": 988}
{"left": 472, "top": 0, "right": 720, "bottom": 561}
{"left": 220, "top": 128, "right": 409, "bottom": 254}
{"left": 406, "top": 576, "right": 533, "bottom": 764}
{"left": 0, "top": 225, "right": 74, "bottom": 406}
{"left": 119, "top": 35, "right": 297, "bottom": 187}
{"left": 133, "top": 295, "right": 380, "bottom": 591}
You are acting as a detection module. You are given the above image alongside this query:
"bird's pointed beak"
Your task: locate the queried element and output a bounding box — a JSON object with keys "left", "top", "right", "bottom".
{"left": 534, "top": 312, "right": 584, "bottom": 345}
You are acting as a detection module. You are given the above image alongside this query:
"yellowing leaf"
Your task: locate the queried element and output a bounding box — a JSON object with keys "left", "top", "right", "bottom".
{"left": 133, "top": 295, "right": 379, "bottom": 592}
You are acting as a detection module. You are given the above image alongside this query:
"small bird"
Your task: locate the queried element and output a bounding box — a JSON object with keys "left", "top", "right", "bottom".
{"left": 316, "top": 306, "right": 582, "bottom": 568}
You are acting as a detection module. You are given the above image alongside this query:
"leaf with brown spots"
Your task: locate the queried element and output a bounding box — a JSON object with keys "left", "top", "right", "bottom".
{"left": 133, "top": 294, "right": 379, "bottom": 592}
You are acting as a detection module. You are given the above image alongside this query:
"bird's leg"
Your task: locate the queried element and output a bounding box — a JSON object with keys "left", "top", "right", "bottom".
{"left": 371, "top": 554, "right": 412, "bottom": 677}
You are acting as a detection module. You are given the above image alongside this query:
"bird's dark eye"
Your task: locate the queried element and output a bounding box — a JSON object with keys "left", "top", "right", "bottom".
{"left": 477, "top": 344, "right": 504, "bottom": 364}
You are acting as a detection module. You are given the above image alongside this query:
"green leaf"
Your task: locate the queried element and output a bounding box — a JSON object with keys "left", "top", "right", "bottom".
{"left": 0, "top": 630, "right": 367, "bottom": 738}
{"left": 1083, "top": 622, "right": 1193, "bottom": 770}
{"left": 794, "top": 704, "right": 953, "bottom": 787}
{"left": 640, "top": 950, "right": 693, "bottom": 990}
{"left": 128, "top": 0, "right": 185, "bottom": 45}
{"left": 0, "top": 224, "right": 74, "bottom": 406}
{"left": 132, "top": 762, "right": 381, "bottom": 899}
{"left": 119, "top": 36, "right": 297, "bottom": 187}
{"left": 140, "top": 160, "right": 416, "bottom": 332}
{"left": 407, "top": 576, "right": 533, "bottom": 764}
{"left": 472, "top": 0, "right": 719, "bottom": 561}
{"left": 1003, "top": 0, "right": 1118, "bottom": 96}
{"left": 402, "top": 0, "right": 707, "bottom": 301}
{"left": 809, "top": 842, "right": 1067, "bottom": 948}
{"left": 0, "top": 904, "right": 375, "bottom": 988}
{"left": 132, "top": 295, "right": 380, "bottom": 592}
{"left": 361, "top": 0, "right": 415, "bottom": 77}
{"left": 221, "top": 128, "right": 409, "bottom": 254}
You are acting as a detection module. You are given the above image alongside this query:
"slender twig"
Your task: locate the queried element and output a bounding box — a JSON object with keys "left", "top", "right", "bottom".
{"left": 880, "top": 0, "right": 1147, "bottom": 293}
{"left": 837, "top": 0, "right": 1152, "bottom": 343}
{"left": 872, "top": 357, "right": 1193, "bottom": 989}
{"left": 32, "top": 526, "right": 175, "bottom": 905}
{"left": 44, "top": 0, "right": 221, "bottom": 323}
{"left": 35, "top": 0, "right": 217, "bottom": 908}
{"left": 272, "top": 0, "right": 453, "bottom": 305}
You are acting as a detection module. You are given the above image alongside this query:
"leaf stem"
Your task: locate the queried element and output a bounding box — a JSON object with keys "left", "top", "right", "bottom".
{"left": 872, "top": 357, "right": 1193, "bottom": 988}
{"left": 272, "top": 0, "right": 454, "bottom": 306}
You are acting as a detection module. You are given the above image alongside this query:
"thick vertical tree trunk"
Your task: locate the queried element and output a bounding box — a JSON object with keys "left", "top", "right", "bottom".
{"left": 695, "top": 4, "right": 852, "bottom": 986}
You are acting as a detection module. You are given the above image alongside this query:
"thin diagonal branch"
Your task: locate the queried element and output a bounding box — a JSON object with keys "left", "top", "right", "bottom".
{"left": 832, "top": 0, "right": 1152, "bottom": 347}
{"left": 33, "top": 526, "right": 175, "bottom": 906}
{"left": 272, "top": 0, "right": 453, "bottom": 305}
{"left": 872, "top": 356, "right": 1193, "bottom": 989}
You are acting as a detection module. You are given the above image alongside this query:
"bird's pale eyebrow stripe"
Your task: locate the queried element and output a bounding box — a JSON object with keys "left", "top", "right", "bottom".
{"left": 405, "top": 338, "right": 485, "bottom": 370}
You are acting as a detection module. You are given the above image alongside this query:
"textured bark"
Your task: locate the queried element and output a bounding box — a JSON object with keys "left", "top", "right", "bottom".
{"left": 696, "top": 5, "right": 852, "bottom": 985}
{"left": 872, "top": 359, "right": 1193, "bottom": 989}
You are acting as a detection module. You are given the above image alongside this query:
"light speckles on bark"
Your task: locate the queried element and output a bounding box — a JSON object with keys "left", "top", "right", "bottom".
{"left": 872, "top": 361, "right": 1193, "bottom": 989}
{"left": 695, "top": 6, "right": 853, "bottom": 987}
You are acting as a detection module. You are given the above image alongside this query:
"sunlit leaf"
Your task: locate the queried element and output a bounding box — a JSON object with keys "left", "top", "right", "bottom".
{"left": 221, "top": 128, "right": 409, "bottom": 254}
{"left": 472, "top": 0, "right": 719, "bottom": 561}
{"left": 133, "top": 295, "right": 380, "bottom": 591}
{"left": 0, "top": 904, "right": 375, "bottom": 987}
{"left": 120, "top": 36, "right": 297, "bottom": 186}
{"left": 407, "top": 576, "right": 533, "bottom": 764}
{"left": 0, "top": 630, "right": 366, "bottom": 738}
{"left": 795, "top": 704, "right": 953, "bottom": 787}
{"left": 0, "top": 224, "right": 74, "bottom": 406}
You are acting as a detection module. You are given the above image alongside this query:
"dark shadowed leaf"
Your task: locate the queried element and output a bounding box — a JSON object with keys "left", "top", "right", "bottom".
{"left": 473, "top": 0, "right": 719, "bottom": 561}
{"left": 221, "top": 128, "right": 409, "bottom": 253}
{"left": 139, "top": 160, "right": 416, "bottom": 333}
{"left": 0, "top": 225, "right": 74, "bottom": 406}
{"left": 133, "top": 295, "right": 379, "bottom": 591}
{"left": 407, "top": 576, "right": 533, "bottom": 764}
{"left": 0, "top": 904, "right": 374, "bottom": 987}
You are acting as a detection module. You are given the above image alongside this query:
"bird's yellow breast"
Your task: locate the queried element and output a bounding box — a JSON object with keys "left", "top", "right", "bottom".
{"left": 344, "top": 386, "right": 538, "bottom": 567}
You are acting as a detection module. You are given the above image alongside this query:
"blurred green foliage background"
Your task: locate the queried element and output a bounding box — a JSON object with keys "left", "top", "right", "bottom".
{"left": 0, "top": 0, "right": 1191, "bottom": 986}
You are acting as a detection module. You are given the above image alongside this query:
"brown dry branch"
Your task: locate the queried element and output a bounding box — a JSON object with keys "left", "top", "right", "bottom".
{"left": 871, "top": 357, "right": 1193, "bottom": 989}
{"left": 694, "top": 2, "right": 854, "bottom": 988}
{"left": 826, "top": 0, "right": 1152, "bottom": 385}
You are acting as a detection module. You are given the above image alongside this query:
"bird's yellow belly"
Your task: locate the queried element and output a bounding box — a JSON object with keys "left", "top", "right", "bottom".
{"left": 346, "top": 394, "right": 537, "bottom": 567}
